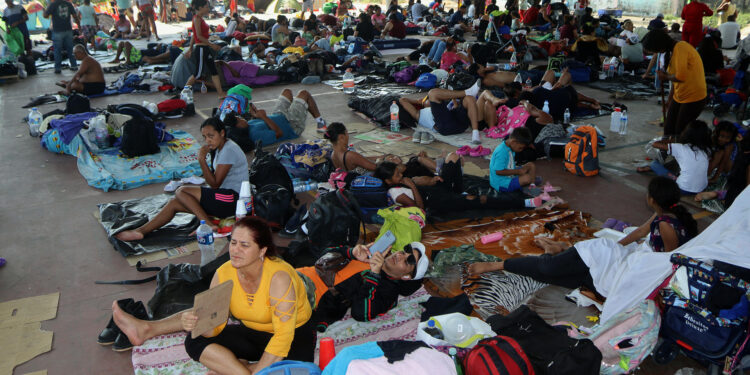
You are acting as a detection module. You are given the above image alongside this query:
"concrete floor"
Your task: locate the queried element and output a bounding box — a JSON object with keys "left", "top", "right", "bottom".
{"left": 0, "top": 31, "right": 721, "bottom": 375}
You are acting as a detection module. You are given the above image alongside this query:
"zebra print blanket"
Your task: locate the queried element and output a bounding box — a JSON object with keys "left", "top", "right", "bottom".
{"left": 461, "top": 264, "right": 547, "bottom": 320}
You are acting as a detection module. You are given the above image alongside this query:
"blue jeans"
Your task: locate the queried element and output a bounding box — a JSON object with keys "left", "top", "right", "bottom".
{"left": 53, "top": 30, "right": 77, "bottom": 72}
{"left": 650, "top": 161, "right": 673, "bottom": 177}
{"left": 427, "top": 40, "right": 446, "bottom": 63}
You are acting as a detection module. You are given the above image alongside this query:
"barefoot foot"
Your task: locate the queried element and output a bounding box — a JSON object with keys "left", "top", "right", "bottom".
{"left": 115, "top": 230, "right": 144, "bottom": 242}
{"left": 112, "top": 300, "right": 148, "bottom": 346}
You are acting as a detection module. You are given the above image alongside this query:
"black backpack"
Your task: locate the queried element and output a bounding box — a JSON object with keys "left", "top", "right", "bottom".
{"left": 109, "top": 103, "right": 157, "bottom": 121}
{"left": 120, "top": 118, "right": 160, "bottom": 158}
{"left": 305, "top": 189, "right": 364, "bottom": 259}
{"left": 446, "top": 71, "right": 475, "bottom": 90}
{"left": 249, "top": 141, "right": 294, "bottom": 194}
{"left": 253, "top": 184, "right": 293, "bottom": 229}
{"left": 66, "top": 92, "right": 91, "bottom": 114}
{"left": 486, "top": 305, "right": 602, "bottom": 375}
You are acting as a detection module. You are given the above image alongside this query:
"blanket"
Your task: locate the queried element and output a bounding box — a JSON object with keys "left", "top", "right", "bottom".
{"left": 585, "top": 75, "right": 659, "bottom": 97}
{"left": 323, "top": 75, "right": 419, "bottom": 99}
{"left": 43, "top": 129, "right": 201, "bottom": 191}
{"left": 131, "top": 288, "right": 430, "bottom": 375}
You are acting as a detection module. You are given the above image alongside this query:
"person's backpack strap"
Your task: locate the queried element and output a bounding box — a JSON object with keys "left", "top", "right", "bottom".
{"left": 94, "top": 261, "right": 161, "bottom": 285}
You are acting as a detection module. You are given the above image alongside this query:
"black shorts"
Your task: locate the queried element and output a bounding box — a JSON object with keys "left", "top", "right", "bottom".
{"left": 430, "top": 100, "right": 471, "bottom": 136}
{"left": 199, "top": 187, "right": 238, "bottom": 218}
{"left": 193, "top": 44, "right": 217, "bottom": 78}
{"left": 82, "top": 82, "right": 106, "bottom": 95}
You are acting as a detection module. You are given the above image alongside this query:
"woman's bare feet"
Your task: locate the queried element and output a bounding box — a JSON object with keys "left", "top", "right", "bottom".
{"left": 536, "top": 196, "right": 565, "bottom": 210}
{"left": 468, "top": 261, "right": 504, "bottom": 276}
{"left": 695, "top": 191, "right": 719, "bottom": 201}
{"left": 112, "top": 300, "right": 149, "bottom": 347}
{"left": 115, "top": 230, "right": 144, "bottom": 242}
{"left": 533, "top": 237, "right": 569, "bottom": 254}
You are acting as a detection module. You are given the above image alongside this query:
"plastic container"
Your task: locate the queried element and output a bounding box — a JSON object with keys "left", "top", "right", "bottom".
{"left": 343, "top": 69, "right": 355, "bottom": 94}
{"left": 509, "top": 51, "right": 517, "bottom": 68}
{"left": 441, "top": 314, "right": 476, "bottom": 346}
{"left": 619, "top": 110, "right": 628, "bottom": 135}
{"left": 197, "top": 220, "right": 215, "bottom": 266}
{"left": 610, "top": 107, "right": 623, "bottom": 133}
{"left": 293, "top": 180, "right": 318, "bottom": 193}
{"left": 390, "top": 101, "right": 400, "bottom": 132}
{"left": 554, "top": 28, "right": 560, "bottom": 40}
{"left": 424, "top": 319, "right": 444, "bottom": 339}
{"left": 480, "top": 231, "right": 504, "bottom": 244}
{"left": 542, "top": 100, "right": 550, "bottom": 114}
{"left": 563, "top": 108, "right": 571, "bottom": 125}
{"left": 28, "top": 107, "right": 42, "bottom": 137}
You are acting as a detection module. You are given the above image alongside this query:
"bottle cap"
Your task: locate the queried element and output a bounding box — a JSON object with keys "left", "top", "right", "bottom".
{"left": 614, "top": 108, "right": 621, "bottom": 112}
{"left": 200, "top": 220, "right": 205, "bottom": 224}
{"left": 449, "top": 347, "right": 457, "bottom": 355}
{"left": 427, "top": 319, "right": 436, "bottom": 327}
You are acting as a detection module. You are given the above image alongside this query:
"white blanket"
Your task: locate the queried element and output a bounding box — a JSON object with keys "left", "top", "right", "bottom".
{"left": 599, "top": 186, "right": 750, "bottom": 323}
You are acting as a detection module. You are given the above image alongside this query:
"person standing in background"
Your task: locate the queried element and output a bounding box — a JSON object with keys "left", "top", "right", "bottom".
{"left": 136, "top": 0, "right": 160, "bottom": 40}
{"left": 116, "top": 0, "right": 137, "bottom": 29}
{"left": 2, "top": 0, "right": 31, "bottom": 54}
{"left": 681, "top": 0, "right": 712, "bottom": 47}
{"left": 716, "top": 0, "right": 737, "bottom": 25}
{"left": 44, "top": 0, "right": 80, "bottom": 74}
{"left": 77, "top": 0, "right": 99, "bottom": 52}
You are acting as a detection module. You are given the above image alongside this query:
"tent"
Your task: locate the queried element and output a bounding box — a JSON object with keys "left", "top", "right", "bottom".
{"left": 25, "top": 1, "right": 50, "bottom": 32}
{"left": 265, "top": 0, "right": 301, "bottom": 14}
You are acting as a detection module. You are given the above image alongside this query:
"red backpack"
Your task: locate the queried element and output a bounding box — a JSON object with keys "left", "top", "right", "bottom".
{"left": 464, "top": 336, "right": 535, "bottom": 375}
{"left": 563, "top": 125, "right": 599, "bottom": 177}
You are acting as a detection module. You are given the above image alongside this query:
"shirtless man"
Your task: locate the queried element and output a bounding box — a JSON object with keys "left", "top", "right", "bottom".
{"left": 56, "top": 45, "right": 106, "bottom": 96}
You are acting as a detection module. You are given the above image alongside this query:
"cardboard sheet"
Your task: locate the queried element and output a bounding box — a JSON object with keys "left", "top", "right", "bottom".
{"left": 191, "top": 280, "right": 233, "bottom": 339}
{"left": 0, "top": 292, "right": 59, "bottom": 375}
{"left": 355, "top": 130, "right": 411, "bottom": 145}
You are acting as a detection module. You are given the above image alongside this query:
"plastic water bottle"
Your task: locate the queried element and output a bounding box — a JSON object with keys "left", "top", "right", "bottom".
{"left": 197, "top": 220, "right": 215, "bottom": 266}
{"left": 419, "top": 54, "right": 428, "bottom": 66}
{"left": 427, "top": 23, "right": 435, "bottom": 35}
{"left": 608, "top": 57, "right": 616, "bottom": 78}
{"left": 107, "top": 41, "right": 113, "bottom": 54}
{"left": 94, "top": 121, "right": 108, "bottom": 148}
{"left": 449, "top": 348, "right": 464, "bottom": 375}
{"left": 542, "top": 100, "right": 550, "bottom": 114}
{"left": 563, "top": 108, "right": 570, "bottom": 125}
{"left": 554, "top": 28, "right": 561, "bottom": 40}
{"left": 509, "top": 51, "right": 517, "bottom": 68}
{"left": 525, "top": 77, "right": 532, "bottom": 89}
{"left": 181, "top": 85, "right": 195, "bottom": 116}
{"left": 200, "top": 82, "right": 207, "bottom": 94}
{"left": 390, "top": 101, "right": 400, "bottom": 132}
{"left": 424, "top": 319, "right": 444, "bottom": 339}
{"left": 28, "top": 107, "right": 42, "bottom": 137}
{"left": 610, "top": 107, "right": 623, "bottom": 133}
{"left": 602, "top": 58, "right": 611, "bottom": 79}
{"left": 251, "top": 53, "right": 259, "bottom": 65}
{"left": 293, "top": 180, "right": 319, "bottom": 193}
{"left": 619, "top": 110, "right": 628, "bottom": 135}
{"left": 343, "top": 69, "right": 355, "bottom": 94}
{"left": 514, "top": 73, "right": 523, "bottom": 84}
{"left": 435, "top": 156, "right": 445, "bottom": 175}
{"left": 617, "top": 59, "right": 624, "bottom": 76}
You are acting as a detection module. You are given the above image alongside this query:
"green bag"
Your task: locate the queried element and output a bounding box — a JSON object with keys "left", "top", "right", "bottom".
{"left": 227, "top": 84, "right": 253, "bottom": 102}
{"left": 6, "top": 27, "right": 25, "bottom": 56}
{"left": 375, "top": 206, "right": 425, "bottom": 252}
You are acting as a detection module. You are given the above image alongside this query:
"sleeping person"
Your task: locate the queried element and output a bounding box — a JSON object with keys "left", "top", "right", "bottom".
{"left": 115, "top": 118, "right": 248, "bottom": 241}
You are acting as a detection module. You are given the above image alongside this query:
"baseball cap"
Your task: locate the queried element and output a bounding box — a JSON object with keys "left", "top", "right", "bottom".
{"left": 407, "top": 242, "right": 429, "bottom": 280}
{"left": 656, "top": 13, "right": 664, "bottom": 19}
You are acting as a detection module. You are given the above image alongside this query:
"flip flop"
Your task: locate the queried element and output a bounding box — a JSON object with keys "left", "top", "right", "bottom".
{"left": 602, "top": 218, "right": 618, "bottom": 229}
{"left": 542, "top": 182, "right": 562, "bottom": 193}
{"left": 456, "top": 145, "right": 472, "bottom": 156}
{"left": 469, "top": 145, "right": 491, "bottom": 157}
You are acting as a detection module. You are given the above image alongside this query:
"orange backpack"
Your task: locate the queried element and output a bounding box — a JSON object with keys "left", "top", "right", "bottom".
{"left": 564, "top": 125, "right": 599, "bottom": 177}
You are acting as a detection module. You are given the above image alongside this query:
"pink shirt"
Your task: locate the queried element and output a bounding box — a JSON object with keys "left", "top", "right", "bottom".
{"left": 440, "top": 51, "right": 467, "bottom": 70}
{"left": 371, "top": 14, "right": 386, "bottom": 28}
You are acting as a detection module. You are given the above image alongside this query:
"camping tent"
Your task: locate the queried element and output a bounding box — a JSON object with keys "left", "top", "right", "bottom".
{"left": 25, "top": 1, "right": 50, "bottom": 32}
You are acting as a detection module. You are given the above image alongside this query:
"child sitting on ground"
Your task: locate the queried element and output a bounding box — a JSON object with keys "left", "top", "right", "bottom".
{"left": 468, "top": 177, "right": 698, "bottom": 295}
{"left": 489, "top": 127, "right": 536, "bottom": 192}
{"left": 637, "top": 120, "right": 712, "bottom": 194}
{"left": 708, "top": 121, "right": 739, "bottom": 182}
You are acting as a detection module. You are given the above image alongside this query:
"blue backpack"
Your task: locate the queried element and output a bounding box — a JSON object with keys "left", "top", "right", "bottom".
{"left": 219, "top": 93, "right": 249, "bottom": 116}
{"left": 254, "top": 361, "right": 321, "bottom": 375}
{"left": 415, "top": 73, "right": 437, "bottom": 89}
{"left": 350, "top": 175, "right": 389, "bottom": 223}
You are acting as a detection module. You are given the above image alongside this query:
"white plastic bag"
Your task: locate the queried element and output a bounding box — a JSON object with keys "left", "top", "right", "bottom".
{"left": 416, "top": 312, "right": 495, "bottom": 348}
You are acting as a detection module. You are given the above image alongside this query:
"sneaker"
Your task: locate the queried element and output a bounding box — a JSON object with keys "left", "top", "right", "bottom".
{"left": 412, "top": 130, "right": 423, "bottom": 143}
{"left": 181, "top": 176, "right": 205, "bottom": 185}
{"left": 420, "top": 132, "right": 435, "bottom": 144}
{"left": 164, "top": 180, "right": 183, "bottom": 192}
{"left": 316, "top": 119, "right": 327, "bottom": 133}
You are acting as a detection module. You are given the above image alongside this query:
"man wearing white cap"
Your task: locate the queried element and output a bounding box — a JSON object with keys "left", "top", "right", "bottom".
{"left": 621, "top": 34, "right": 644, "bottom": 67}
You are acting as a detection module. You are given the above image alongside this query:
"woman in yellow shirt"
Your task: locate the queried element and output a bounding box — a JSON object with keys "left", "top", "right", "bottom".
{"left": 642, "top": 30, "right": 707, "bottom": 137}
{"left": 182, "top": 217, "right": 314, "bottom": 374}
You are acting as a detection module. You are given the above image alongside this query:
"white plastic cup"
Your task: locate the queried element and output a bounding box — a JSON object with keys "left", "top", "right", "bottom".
{"left": 239, "top": 181, "right": 251, "bottom": 199}
{"left": 236, "top": 198, "right": 247, "bottom": 219}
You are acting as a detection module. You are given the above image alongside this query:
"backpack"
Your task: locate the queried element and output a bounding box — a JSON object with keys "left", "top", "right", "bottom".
{"left": 393, "top": 65, "right": 419, "bottom": 83}
{"left": 464, "top": 336, "right": 535, "bottom": 375}
{"left": 252, "top": 184, "right": 293, "bottom": 229}
{"left": 415, "top": 73, "right": 437, "bottom": 89}
{"left": 66, "top": 92, "right": 91, "bottom": 114}
{"left": 110, "top": 103, "right": 157, "bottom": 121}
{"left": 487, "top": 305, "right": 602, "bottom": 375}
{"left": 255, "top": 360, "right": 321, "bottom": 375}
{"left": 120, "top": 118, "right": 160, "bottom": 158}
{"left": 446, "top": 71, "right": 475, "bottom": 90}
{"left": 485, "top": 105, "right": 530, "bottom": 139}
{"left": 305, "top": 189, "right": 363, "bottom": 259}
{"left": 563, "top": 125, "right": 599, "bottom": 177}
{"left": 218, "top": 93, "right": 249, "bottom": 115}
{"left": 349, "top": 175, "right": 389, "bottom": 223}
{"left": 567, "top": 300, "right": 661, "bottom": 375}
{"left": 249, "top": 141, "right": 294, "bottom": 194}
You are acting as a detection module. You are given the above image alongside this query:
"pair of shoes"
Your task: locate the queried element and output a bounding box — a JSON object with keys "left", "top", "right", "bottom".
{"left": 602, "top": 218, "right": 630, "bottom": 232}
{"left": 98, "top": 298, "right": 134, "bottom": 346}
{"left": 469, "top": 145, "right": 491, "bottom": 157}
{"left": 412, "top": 130, "right": 423, "bottom": 143}
{"left": 280, "top": 205, "right": 308, "bottom": 238}
{"left": 456, "top": 145, "right": 472, "bottom": 155}
{"left": 98, "top": 298, "right": 149, "bottom": 351}
{"left": 316, "top": 118, "right": 327, "bottom": 133}
{"left": 420, "top": 132, "right": 435, "bottom": 144}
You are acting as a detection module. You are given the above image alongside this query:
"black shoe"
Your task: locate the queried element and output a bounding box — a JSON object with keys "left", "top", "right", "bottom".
{"left": 98, "top": 298, "right": 134, "bottom": 345}
{"left": 280, "top": 205, "right": 308, "bottom": 238}
{"left": 54, "top": 70, "right": 62, "bottom": 74}
{"left": 112, "top": 333, "right": 133, "bottom": 352}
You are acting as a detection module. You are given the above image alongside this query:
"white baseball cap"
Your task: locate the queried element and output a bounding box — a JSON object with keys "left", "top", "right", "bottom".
{"left": 407, "top": 242, "right": 429, "bottom": 280}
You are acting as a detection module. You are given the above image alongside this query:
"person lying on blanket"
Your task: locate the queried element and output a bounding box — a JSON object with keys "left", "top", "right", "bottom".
{"left": 56, "top": 45, "right": 106, "bottom": 96}
{"left": 221, "top": 89, "right": 328, "bottom": 146}
{"left": 524, "top": 68, "right": 601, "bottom": 123}
{"left": 108, "top": 220, "right": 429, "bottom": 356}
{"left": 468, "top": 177, "right": 699, "bottom": 298}
{"left": 214, "top": 60, "right": 280, "bottom": 88}
{"left": 374, "top": 159, "right": 562, "bottom": 213}
{"left": 109, "top": 41, "right": 183, "bottom": 65}
{"left": 115, "top": 118, "right": 248, "bottom": 241}
{"left": 466, "top": 62, "right": 522, "bottom": 89}
{"left": 397, "top": 80, "right": 483, "bottom": 144}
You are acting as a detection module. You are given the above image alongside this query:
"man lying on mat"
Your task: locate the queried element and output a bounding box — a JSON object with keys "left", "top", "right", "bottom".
{"left": 115, "top": 118, "right": 248, "bottom": 242}
{"left": 56, "top": 45, "right": 106, "bottom": 96}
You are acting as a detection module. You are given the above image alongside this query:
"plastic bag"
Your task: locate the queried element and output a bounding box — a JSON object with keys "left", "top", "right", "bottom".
{"left": 6, "top": 27, "right": 25, "bottom": 56}
{"left": 416, "top": 312, "right": 495, "bottom": 348}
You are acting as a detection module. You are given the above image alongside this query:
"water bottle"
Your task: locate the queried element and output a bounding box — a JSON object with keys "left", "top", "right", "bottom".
{"left": 610, "top": 107, "right": 622, "bottom": 133}
{"left": 94, "top": 120, "right": 108, "bottom": 148}
{"left": 419, "top": 54, "right": 428, "bottom": 66}
{"left": 343, "top": 69, "right": 355, "bottom": 94}
{"left": 449, "top": 348, "right": 464, "bottom": 375}
{"left": 525, "top": 77, "right": 532, "bottom": 89}
{"left": 181, "top": 85, "right": 195, "bottom": 116}
{"left": 503, "top": 63, "right": 511, "bottom": 70}
{"left": 107, "top": 41, "right": 113, "bottom": 54}
{"left": 542, "top": 100, "right": 550, "bottom": 114}
{"left": 197, "top": 220, "right": 215, "bottom": 266}
{"left": 427, "top": 23, "right": 434, "bottom": 35}
{"left": 435, "top": 156, "right": 445, "bottom": 175}
{"left": 619, "top": 110, "right": 628, "bottom": 135}
{"left": 251, "top": 53, "right": 259, "bottom": 65}
{"left": 602, "top": 58, "right": 611, "bottom": 79}
{"left": 554, "top": 28, "right": 561, "bottom": 40}
{"left": 617, "top": 59, "right": 624, "bottom": 76}
{"left": 608, "top": 57, "right": 616, "bottom": 78}
{"left": 563, "top": 108, "right": 570, "bottom": 125}
{"left": 513, "top": 73, "right": 523, "bottom": 84}
{"left": 231, "top": 38, "right": 239, "bottom": 47}
{"left": 28, "top": 107, "right": 42, "bottom": 137}
{"left": 509, "top": 52, "right": 517, "bottom": 68}
{"left": 424, "top": 319, "right": 444, "bottom": 340}
{"left": 390, "top": 101, "right": 400, "bottom": 132}
{"left": 200, "top": 82, "right": 208, "bottom": 94}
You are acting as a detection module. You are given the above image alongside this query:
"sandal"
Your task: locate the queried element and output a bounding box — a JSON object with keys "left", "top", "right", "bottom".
{"left": 469, "top": 145, "right": 491, "bottom": 157}
{"left": 636, "top": 166, "right": 652, "bottom": 173}
{"left": 542, "top": 182, "right": 562, "bottom": 193}
{"left": 456, "top": 145, "right": 472, "bottom": 156}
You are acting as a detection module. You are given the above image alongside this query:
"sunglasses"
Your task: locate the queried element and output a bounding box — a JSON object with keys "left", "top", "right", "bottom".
{"left": 404, "top": 244, "right": 419, "bottom": 266}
